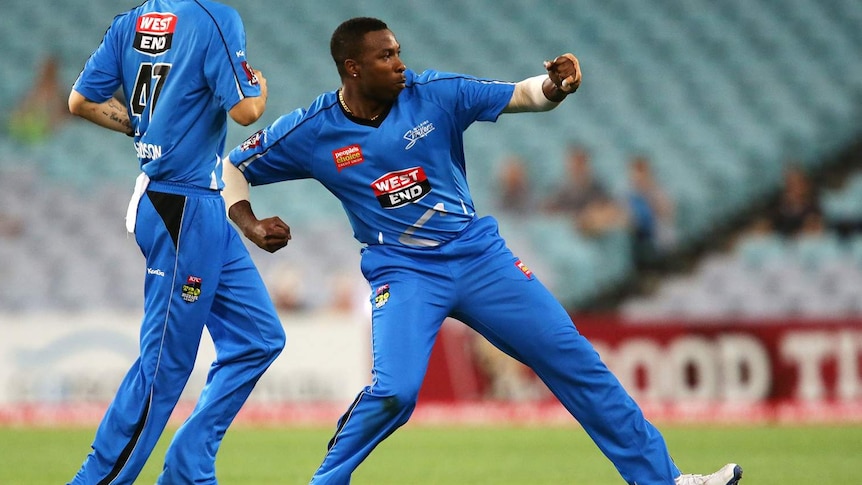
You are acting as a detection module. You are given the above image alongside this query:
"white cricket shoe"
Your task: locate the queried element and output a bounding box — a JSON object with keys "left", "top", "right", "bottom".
{"left": 675, "top": 463, "right": 743, "bottom": 485}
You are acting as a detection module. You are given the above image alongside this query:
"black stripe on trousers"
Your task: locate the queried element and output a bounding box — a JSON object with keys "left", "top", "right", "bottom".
{"left": 327, "top": 392, "right": 366, "bottom": 451}
{"left": 146, "top": 190, "right": 185, "bottom": 249}
{"left": 98, "top": 395, "right": 152, "bottom": 485}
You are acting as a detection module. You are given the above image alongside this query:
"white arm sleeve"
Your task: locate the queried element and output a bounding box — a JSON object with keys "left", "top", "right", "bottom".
{"left": 222, "top": 158, "right": 250, "bottom": 214}
{"left": 503, "top": 75, "right": 561, "bottom": 113}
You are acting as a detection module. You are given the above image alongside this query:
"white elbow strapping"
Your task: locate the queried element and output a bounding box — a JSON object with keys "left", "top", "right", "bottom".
{"left": 514, "top": 75, "right": 559, "bottom": 112}
{"left": 221, "top": 160, "right": 250, "bottom": 213}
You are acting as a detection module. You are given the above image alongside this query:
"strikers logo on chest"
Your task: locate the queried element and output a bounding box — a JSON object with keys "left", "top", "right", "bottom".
{"left": 371, "top": 166, "right": 432, "bottom": 209}
{"left": 134, "top": 12, "right": 177, "bottom": 55}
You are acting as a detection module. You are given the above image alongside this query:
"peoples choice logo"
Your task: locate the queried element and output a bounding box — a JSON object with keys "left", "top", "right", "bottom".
{"left": 403, "top": 120, "right": 435, "bottom": 150}
{"left": 371, "top": 166, "right": 432, "bottom": 209}
{"left": 134, "top": 12, "right": 177, "bottom": 55}
{"left": 332, "top": 144, "right": 365, "bottom": 172}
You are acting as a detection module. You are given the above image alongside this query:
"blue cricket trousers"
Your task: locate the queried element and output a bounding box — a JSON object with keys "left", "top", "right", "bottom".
{"left": 69, "top": 181, "right": 285, "bottom": 485}
{"left": 310, "top": 216, "right": 679, "bottom": 485}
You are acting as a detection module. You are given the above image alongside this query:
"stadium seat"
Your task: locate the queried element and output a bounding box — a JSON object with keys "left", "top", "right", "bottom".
{"left": 2, "top": 0, "right": 861, "bottom": 313}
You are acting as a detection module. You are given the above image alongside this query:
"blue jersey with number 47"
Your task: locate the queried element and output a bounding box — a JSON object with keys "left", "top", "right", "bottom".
{"left": 228, "top": 69, "right": 515, "bottom": 247}
{"left": 73, "top": 0, "right": 261, "bottom": 189}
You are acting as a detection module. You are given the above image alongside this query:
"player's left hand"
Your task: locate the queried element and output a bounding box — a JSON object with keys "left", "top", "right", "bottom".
{"left": 544, "top": 53, "right": 581, "bottom": 93}
{"left": 248, "top": 216, "right": 291, "bottom": 253}
{"left": 228, "top": 200, "right": 291, "bottom": 252}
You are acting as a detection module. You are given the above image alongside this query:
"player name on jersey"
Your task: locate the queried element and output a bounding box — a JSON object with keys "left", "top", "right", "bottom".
{"left": 135, "top": 141, "right": 163, "bottom": 160}
{"left": 134, "top": 12, "right": 177, "bottom": 55}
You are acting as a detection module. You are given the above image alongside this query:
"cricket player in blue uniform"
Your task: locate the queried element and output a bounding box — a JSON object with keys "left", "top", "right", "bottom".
{"left": 67, "top": 1, "right": 286, "bottom": 483}
{"left": 223, "top": 17, "right": 742, "bottom": 485}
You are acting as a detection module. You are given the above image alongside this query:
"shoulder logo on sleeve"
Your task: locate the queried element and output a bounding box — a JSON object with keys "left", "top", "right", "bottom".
{"left": 241, "top": 61, "right": 259, "bottom": 85}
{"left": 370, "top": 167, "right": 432, "bottom": 209}
{"left": 240, "top": 130, "right": 263, "bottom": 151}
{"left": 515, "top": 260, "right": 533, "bottom": 279}
{"left": 332, "top": 144, "right": 365, "bottom": 172}
{"left": 134, "top": 12, "right": 177, "bottom": 55}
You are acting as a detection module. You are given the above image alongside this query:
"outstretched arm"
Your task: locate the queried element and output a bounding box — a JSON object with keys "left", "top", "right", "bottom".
{"left": 68, "top": 90, "right": 134, "bottom": 136}
{"left": 223, "top": 159, "right": 292, "bottom": 253}
{"left": 504, "top": 53, "right": 581, "bottom": 113}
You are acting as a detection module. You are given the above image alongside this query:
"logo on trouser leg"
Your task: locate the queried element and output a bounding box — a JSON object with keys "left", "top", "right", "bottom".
{"left": 374, "top": 284, "right": 390, "bottom": 309}
{"left": 181, "top": 275, "right": 202, "bottom": 303}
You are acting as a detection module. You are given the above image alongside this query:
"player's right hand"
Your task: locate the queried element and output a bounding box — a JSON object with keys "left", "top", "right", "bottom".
{"left": 246, "top": 216, "right": 291, "bottom": 253}
{"left": 544, "top": 53, "right": 581, "bottom": 93}
{"left": 254, "top": 69, "right": 268, "bottom": 100}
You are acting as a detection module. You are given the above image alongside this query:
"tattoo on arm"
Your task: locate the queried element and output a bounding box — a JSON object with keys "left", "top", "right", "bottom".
{"left": 102, "top": 97, "right": 132, "bottom": 134}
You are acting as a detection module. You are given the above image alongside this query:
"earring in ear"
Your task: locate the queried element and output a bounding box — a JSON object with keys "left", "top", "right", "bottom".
{"left": 352, "top": 73, "right": 357, "bottom": 77}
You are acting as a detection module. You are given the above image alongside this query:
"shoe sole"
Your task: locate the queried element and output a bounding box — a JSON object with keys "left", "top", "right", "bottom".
{"left": 726, "top": 464, "right": 743, "bottom": 485}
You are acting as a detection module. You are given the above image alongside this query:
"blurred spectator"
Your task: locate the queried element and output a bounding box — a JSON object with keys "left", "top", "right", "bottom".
{"left": 470, "top": 335, "right": 548, "bottom": 401}
{"left": 266, "top": 263, "right": 311, "bottom": 314}
{"left": 626, "top": 155, "right": 677, "bottom": 269}
{"left": 8, "top": 56, "right": 71, "bottom": 144}
{"left": 494, "top": 154, "right": 535, "bottom": 216}
{"left": 323, "top": 270, "right": 370, "bottom": 318}
{"left": 793, "top": 209, "right": 842, "bottom": 274}
{"left": 799, "top": 210, "right": 827, "bottom": 237}
{"left": 0, "top": 213, "right": 24, "bottom": 238}
{"left": 543, "top": 145, "right": 627, "bottom": 236}
{"left": 733, "top": 216, "right": 785, "bottom": 271}
{"left": 824, "top": 169, "right": 862, "bottom": 237}
{"left": 771, "top": 164, "right": 822, "bottom": 238}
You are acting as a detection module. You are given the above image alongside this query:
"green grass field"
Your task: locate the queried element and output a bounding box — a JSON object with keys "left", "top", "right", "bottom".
{"left": 1, "top": 423, "right": 859, "bottom": 484}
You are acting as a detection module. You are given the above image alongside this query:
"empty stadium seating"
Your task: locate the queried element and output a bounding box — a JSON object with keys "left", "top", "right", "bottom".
{"left": 1, "top": 0, "right": 860, "bottom": 313}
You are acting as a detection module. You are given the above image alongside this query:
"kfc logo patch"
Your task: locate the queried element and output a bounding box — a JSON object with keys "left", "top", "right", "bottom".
{"left": 374, "top": 284, "right": 390, "bottom": 309}
{"left": 181, "top": 275, "right": 202, "bottom": 303}
{"left": 332, "top": 144, "right": 365, "bottom": 172}
{"left": 371, "top": 167, "right": 432, "bottom": 209}
{"left": 134, "top": 12, "right": 177, "bottom": 55}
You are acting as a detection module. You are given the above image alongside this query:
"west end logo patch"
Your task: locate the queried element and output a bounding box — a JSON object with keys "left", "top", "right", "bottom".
{"left": 371, "top": 167, "right": 432, "bottom": 209}
{"left": 134, "top": 12, "right": 177, "bottom": 55}
{"left": 181, "top": 275, "right": 202, "bottom": 303}
{"left": 332, "top": 144, "right": 365, "bottom": 172}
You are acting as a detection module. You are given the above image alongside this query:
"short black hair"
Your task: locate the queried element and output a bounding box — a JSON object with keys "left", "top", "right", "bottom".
{"left": 330, "top": 17, "right": 389, "bottom": 76}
